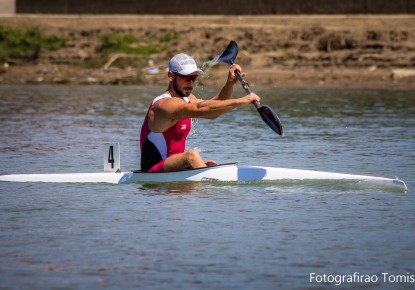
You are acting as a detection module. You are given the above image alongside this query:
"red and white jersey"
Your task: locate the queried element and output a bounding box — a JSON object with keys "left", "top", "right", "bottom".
{"left": 140, "top": 94, "right": 192, "bottom": 171}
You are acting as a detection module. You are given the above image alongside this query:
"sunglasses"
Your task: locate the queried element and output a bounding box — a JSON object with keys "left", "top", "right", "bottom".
{"left": 174, "top": 73, "right": 198, "bottom": 83}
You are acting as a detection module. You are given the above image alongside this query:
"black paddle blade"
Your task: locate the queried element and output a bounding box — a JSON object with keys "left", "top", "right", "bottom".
{"left": 217, "top": 41, "right": 284, "bottom": 136}
{"left": 216, "top": 40, "right": 239, "bottom": 65}
{"left": 257, "top": 105, "right": 284, "bottom": 136}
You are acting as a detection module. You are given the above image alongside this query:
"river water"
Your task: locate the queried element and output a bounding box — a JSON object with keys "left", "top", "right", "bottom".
{"left": 0, "top": 85, "right": 414, "bottom": 289}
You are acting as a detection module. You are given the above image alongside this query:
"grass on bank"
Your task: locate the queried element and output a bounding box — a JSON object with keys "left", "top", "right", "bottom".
{"left": 0, "top": 25, "right": 180, "bottom": 65}
{"left": 85, "top": 31, "right": 180, "bottom": 71}
{"left": 96, "top": 31, "right": 180, "bottom": 55}
{"left": 0, "top": 26, "right": 66, "bottom": 63}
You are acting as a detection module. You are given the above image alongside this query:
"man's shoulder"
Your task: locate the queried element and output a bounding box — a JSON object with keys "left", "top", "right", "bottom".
{"left": 152, "top": 95, "right": 186, "bottom": 112}
{"left": 152, "top": 93, "right": 171, "bottom": 105}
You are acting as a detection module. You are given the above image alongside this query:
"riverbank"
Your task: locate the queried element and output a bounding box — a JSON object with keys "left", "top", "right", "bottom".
{"left": 0, "top": 15, "right": 414, "bottom": 89}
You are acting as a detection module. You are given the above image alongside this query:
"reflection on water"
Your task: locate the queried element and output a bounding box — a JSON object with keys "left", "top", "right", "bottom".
{"left": 0, "top": 84, "right": 154, "bottom": 116}
{"left": 138, "top": 182, "right": 203, "bottom": 195}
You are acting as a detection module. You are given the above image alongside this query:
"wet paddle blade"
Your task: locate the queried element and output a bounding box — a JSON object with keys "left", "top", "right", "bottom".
{"left": 217, "top": 41, "right": 284, "bottom": 136}
{"left": 257, "top": 105, "right": 284, "bottom": 136}
{"left": 216, "top": 41, "right": 239, "bottom": 65}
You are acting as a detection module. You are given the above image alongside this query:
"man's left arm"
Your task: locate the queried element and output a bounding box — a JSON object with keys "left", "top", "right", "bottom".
{"left": 211, "top": 64, "right": 244, "bottom": 100}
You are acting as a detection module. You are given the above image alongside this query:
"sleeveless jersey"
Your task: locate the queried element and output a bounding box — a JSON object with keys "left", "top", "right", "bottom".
{"left": 140, "top": 94, "right": 192, "bottom": 172}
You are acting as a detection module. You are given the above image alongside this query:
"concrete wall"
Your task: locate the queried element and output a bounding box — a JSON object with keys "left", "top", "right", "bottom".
{"left": 0, "top": 0, "right": 15, "bottom": 14}
{"left": 15, "top": 0, "right": 415, "bottom": 14}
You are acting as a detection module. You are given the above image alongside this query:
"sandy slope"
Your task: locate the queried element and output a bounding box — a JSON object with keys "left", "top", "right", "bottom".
{"left": 0, "top": 15, "right": 414, "bottom": 89}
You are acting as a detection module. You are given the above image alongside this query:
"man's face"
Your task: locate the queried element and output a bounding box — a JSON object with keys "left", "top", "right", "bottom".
{"left": 172, "top": 73, "right": 198, "bottom": 97}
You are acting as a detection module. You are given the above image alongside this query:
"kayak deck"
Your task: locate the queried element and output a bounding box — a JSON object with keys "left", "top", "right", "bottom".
{"left": 0, "top": 163, "right": 408, "bottom": 192}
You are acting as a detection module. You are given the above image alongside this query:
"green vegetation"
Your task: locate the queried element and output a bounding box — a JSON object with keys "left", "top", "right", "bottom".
{"left": 97, "top": 33, "right": 139, "bottom": 54}
{"left": 0, "top": 25, "right": 180, "bottom": 74}
{"left": 97, "top": 31, "right": 180, "bottom": 55}
{"left": 0, "top": 26, "right": 66, "bottom": 62}
{"left": 91, "top": 31, "right": 181, "bottom": 72}
{"left": 159, "top": 31, "right": 180, "bottom": 43}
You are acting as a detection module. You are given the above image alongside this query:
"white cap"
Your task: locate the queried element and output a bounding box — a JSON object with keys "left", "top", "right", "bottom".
{"left": 168, "top": 53, "right": 204, "bottom": 75}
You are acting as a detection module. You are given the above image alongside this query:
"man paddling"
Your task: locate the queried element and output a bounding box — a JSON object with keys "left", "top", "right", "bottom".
{"left": 140, "top": 53, "right": 260, "bottom": 172}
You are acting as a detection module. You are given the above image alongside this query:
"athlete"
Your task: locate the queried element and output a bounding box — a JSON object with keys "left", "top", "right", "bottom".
{"left": 140, "top": 53, "right": 260, "bottom": 172}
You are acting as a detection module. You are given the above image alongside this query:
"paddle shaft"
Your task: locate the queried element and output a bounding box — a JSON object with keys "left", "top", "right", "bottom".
{"left": 218, "top": 40, "right": 283, "bottom": 135}
{"left": 234, "top": 70, "right": 260, "bottom": 109}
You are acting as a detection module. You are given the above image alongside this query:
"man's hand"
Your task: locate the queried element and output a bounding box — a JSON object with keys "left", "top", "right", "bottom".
{"left": 239, "top": 93, "right": 261, "bottom": 105}
{"left": 227, "top": 64, "right": 245, "bottom": 84}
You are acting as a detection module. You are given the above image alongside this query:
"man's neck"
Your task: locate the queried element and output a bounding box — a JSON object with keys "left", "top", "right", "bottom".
{"left": 166, "top": 85, "right": 182, "bottom": 98}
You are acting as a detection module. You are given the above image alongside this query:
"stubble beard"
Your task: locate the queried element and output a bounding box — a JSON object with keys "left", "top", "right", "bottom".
{"left": 172, "top": 79, "right": 192, "bottom": 97}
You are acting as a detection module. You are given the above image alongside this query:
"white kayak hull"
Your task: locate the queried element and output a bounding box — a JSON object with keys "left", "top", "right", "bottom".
{"left": 0, "top": 163, "right": 407, "bottom": 191}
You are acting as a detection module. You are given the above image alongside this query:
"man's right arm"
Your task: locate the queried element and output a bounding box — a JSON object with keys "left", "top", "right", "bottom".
{"left": 169, "top": 94, "right": 261, "bottom": 120}
{"left": 149, "top": 93, "right": 260, "bottom": 132}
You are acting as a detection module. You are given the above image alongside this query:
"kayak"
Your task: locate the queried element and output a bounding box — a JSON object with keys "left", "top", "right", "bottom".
{"left": 0, "top": 163, "right": 407, "bottom": 191}
{"left": 0, "top": 144, "right": 407, "bottom": 191}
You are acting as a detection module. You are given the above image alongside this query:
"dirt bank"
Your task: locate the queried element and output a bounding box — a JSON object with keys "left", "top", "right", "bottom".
{"left": 0, "top": 15, "right": 414, "bottom": 89}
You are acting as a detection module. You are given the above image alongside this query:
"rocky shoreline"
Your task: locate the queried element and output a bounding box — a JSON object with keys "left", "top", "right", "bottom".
{"left": 0, "top": 15, "right": 414, "bottom": 89}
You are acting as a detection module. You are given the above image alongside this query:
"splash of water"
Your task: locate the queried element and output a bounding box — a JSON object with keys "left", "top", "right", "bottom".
{"left": 200, "top": 58, "right": 219, "bottom": 73}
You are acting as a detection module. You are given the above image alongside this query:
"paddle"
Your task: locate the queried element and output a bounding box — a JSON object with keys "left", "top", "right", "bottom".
{"left": 216, "top": 41, "right": 283, "bottom": 136}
